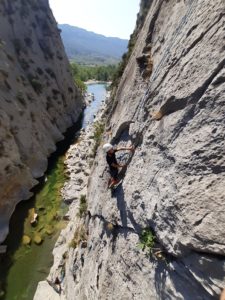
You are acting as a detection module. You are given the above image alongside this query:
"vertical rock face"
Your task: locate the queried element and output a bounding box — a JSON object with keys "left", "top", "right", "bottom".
{"left": 51, "top": 0, "right": 225, "bottom": 299}
{"left": 0, "top": 0, "right": 83, "bottom": 242}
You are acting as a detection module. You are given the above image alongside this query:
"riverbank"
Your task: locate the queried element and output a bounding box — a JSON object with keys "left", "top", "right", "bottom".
{"left": 34, "top": 84, "right": 109, "bottom": 300}
{"left": 0, "top": 84, "right": 107, "bottom": 300}
{"left": 0, "top": 115, "right": 85, "bottom": 300}
{"left": 34, "top": 87, "right": 108, "bottom": 299}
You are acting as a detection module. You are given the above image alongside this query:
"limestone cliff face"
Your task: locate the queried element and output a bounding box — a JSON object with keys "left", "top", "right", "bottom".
{"left": 35, "top": 0, "right": 225, "bottom": 299}
{"left": 0, "top": 0, "right": 83, "bottom": 243}
{"left": 51, "top": 0, "right": 225, "bottom": 299}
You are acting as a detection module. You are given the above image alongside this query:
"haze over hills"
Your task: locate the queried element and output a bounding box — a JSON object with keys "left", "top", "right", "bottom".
{"left": 59, "top": 24, "right": 128, "bottom": 65}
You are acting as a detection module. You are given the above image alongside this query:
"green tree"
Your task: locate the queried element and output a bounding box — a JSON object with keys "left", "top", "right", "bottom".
{"left": 70, "top": 62, "right": 117, "bottom": 84}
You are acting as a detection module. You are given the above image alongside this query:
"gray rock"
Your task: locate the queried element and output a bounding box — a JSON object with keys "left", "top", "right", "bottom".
{"left": 34, "top": 281, "right": 64, "bottom": 300}
{"left": 51, "top": 0, "right": 225, "bottom": 299}
{"left": 0, "top": 0, "right": 83, "bottom": 243}
{"left": 36, "top": 1, "right": 225, "bottom": 299}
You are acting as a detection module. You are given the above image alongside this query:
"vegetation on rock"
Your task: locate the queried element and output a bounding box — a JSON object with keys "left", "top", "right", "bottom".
{"left": 78, "top": 195, "right": 87, "bottom": 218}
{"left": 112, "top": 0, "right": 152, "bottom": 87}
{"left": 69, "top": 224, "right": 87, "bottom": 249}
{"left": 138, "top": 228, "right": 155, "bottom": 255}
{"left": 92, "top": 121, "right": 105, "bottom": 157}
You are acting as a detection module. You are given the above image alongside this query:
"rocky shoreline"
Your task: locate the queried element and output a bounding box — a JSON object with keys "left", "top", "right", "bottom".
{"left": 84, "top": 92, "right": 94, "bottom": 106}
{"left": 34, "top": 92, "right": 109, "bottom": 300}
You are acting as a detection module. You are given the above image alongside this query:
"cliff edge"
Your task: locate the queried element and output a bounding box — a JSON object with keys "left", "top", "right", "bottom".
{"left": 0, "top": 0, "right": 83, "bottom": 243}
{"left": 35, "top": 0, "right": 225, "bottom": 299}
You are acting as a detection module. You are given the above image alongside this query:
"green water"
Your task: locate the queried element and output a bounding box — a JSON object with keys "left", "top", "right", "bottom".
{"left": 0, "top": 83, "right": 107, "bottom": 300}
{"left": 0, "top": 156, "right": 67, "bottom": 300}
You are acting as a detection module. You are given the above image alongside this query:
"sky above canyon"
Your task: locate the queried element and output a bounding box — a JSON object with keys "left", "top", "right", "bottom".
{"left": 49, "top": 0, "right": 140, "bottom": 39}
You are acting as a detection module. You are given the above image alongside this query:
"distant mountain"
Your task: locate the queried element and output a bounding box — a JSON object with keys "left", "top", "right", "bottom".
{"left": 59, "top": 24, "right": 128, "bottom": 65}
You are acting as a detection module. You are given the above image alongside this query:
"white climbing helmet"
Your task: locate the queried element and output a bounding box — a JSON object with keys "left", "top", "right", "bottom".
{"left": 103, "top": 143, "right": 113, "bottom": 152}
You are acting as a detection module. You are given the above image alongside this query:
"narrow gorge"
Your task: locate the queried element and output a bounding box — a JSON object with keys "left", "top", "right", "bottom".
{"left": 1, "top": 0, "right": 225, "bottom": 300}
{"left": 0, "top": 0, "right": 83, "bottom": 243}
{"left": 35, "top": 0, "right": 225, "bottom": 299}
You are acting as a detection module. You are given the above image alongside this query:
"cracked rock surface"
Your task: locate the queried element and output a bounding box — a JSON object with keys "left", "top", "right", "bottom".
{"left": 36, "top": 0, "right": 225, "bottom": 299}
{"left": 0, "top": 0, "right": 83, "bottom": 243}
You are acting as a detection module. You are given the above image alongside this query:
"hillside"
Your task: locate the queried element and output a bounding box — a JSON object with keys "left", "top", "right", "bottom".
{"left": 59, "top": 24, "right": 128, "bottom": 65}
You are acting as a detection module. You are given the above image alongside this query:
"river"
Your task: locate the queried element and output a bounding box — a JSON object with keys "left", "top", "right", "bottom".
{"left": 0, "top": 83, "right": 107, "bottom": 300}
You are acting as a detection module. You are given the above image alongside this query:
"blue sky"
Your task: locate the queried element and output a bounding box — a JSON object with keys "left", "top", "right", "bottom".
{"left": 49, "top": 0, "right": 140, "bottom": 39}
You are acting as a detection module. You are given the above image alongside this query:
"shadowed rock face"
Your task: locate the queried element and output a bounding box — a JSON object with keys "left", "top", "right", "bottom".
{"left": 34, "top": 0, "right": 225, "bottom": 299}
{"left": 0, "top": 0, "right": 83, "bottom": 242}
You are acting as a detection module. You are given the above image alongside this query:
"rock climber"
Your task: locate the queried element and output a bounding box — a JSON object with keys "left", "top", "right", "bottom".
{"left": 103, "top": 143, "right": 134, "bottom": 188}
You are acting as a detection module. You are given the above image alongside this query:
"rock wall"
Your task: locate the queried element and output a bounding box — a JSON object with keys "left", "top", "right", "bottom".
{"left": 35, "top": 0, "right": 225, "bottom": 299}
{"left": 0, "top": 0, "right": 83, "bottom": 243}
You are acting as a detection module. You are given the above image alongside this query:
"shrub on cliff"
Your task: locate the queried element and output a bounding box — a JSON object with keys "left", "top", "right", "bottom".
{"left": 92, "top": 121, "right": 105, "bottom": 156}
{"left": 111, "top": 0, "right": 152, "bottom": 87}
{"left": 138, "top": 228, "right": 155, "bottom": 254}
{"left": 69, "top": 224, "right": 87, "bottom": 249}
{"left": 78, "top": 195, "right": 87, "bottom": 218}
